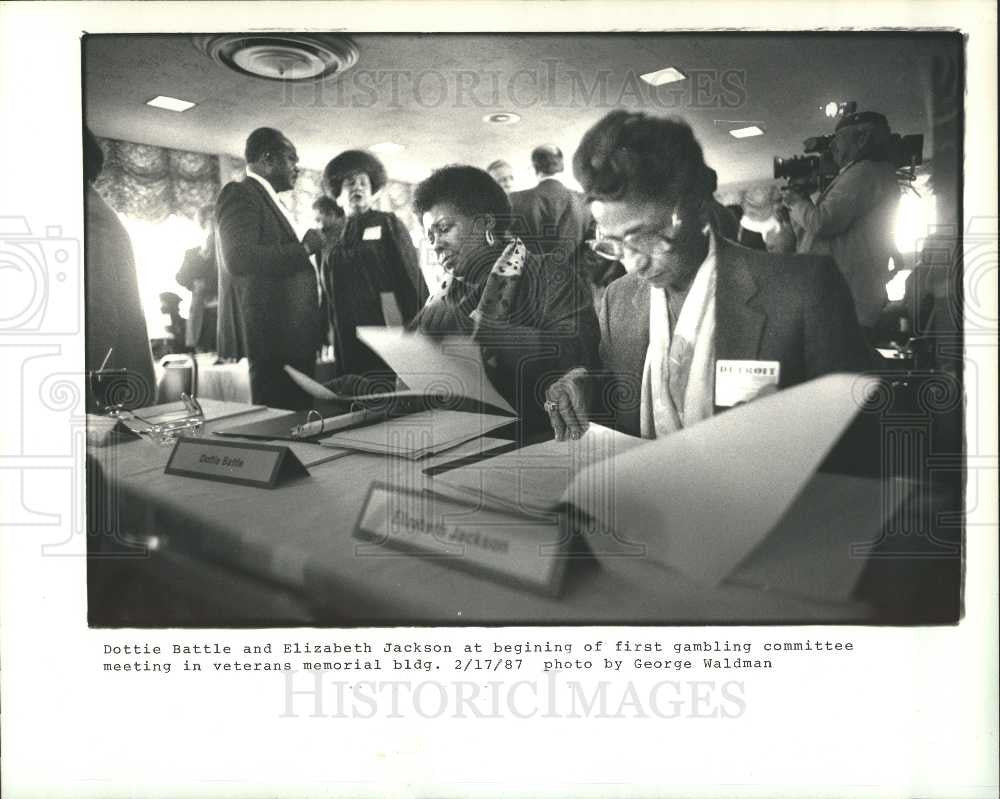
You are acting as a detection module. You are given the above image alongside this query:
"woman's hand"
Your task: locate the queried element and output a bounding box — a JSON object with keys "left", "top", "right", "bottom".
{"left": 544, "top": 367, "right": 590, "bottom": 441}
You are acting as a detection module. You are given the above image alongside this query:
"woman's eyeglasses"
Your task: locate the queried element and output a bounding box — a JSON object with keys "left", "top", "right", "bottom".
{"left": 586, "top": 229, "right": 678, "bottom": 262}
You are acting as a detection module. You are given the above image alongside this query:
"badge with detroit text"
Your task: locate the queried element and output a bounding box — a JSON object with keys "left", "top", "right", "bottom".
{"left": 362, "top": 225, "right": 382, "bottom": 241}
{"left": 715, "top": 360, "right": 781, "bottom": 407}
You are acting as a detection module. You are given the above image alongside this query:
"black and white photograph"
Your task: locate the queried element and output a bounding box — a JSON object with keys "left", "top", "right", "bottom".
{"left": 81, "top": 30, "right": 965, "bottom": 627}
{"left": 1, "top": 2, "right": 996, "bottom": 798}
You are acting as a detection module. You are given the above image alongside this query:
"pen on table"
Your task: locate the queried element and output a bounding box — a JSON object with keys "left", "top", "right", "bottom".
{"left": 290, "top": 406, "right": 392, "bottom": 439}
{"left": 98, "top": 347, "right": 114, "bottom": 372}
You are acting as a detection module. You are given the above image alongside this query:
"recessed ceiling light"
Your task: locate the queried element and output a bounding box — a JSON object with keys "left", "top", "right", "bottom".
{"left": 729, "top": 125, "right": 765, "bottom": 139}
{"left": 483, "top": 112, "right": 521, "bottom": 125}
{"left": 146, "top": 95, "right": 197, "bottom": 112}
{"left": 369, "top": 142, "right": 404, "bottom": 154}
{"left": 640, "top": 67, "right": 687, "bottom": 86}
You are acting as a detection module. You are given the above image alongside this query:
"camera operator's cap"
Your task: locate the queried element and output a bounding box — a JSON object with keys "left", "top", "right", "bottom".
{"left": 836, "top": 110, "right": 889, "bottom": 132}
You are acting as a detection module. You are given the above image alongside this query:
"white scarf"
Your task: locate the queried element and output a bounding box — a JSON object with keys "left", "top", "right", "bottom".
{"left": 639, "top": 236, "right": 717, "bottom": 439}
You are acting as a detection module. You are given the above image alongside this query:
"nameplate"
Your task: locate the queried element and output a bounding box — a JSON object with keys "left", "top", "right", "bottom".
{"left": 715, "top": 359, "right": 781, "bottom": 407}
{"left": 353, "top": 483, "right": 571, "bottom": 596}
{"left": 165, "top": 438, "right": 309, "bottom": 489}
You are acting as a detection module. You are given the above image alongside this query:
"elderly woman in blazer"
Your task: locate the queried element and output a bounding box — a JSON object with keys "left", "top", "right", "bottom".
{"left": 544, "top": 111, "right": 873, "bottom": 441}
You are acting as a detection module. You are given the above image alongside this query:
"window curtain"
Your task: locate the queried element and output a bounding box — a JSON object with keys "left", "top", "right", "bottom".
{"left": 94, "top": 137, "right": 221, "bottom": 223}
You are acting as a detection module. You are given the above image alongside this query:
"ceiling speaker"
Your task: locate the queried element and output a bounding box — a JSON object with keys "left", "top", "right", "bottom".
{"left": 192, "top": 34, "right": 359, "bottom": 82}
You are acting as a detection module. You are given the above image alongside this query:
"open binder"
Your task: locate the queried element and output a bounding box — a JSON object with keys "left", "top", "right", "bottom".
{"left": 219, "top": 328, "right": 517, "bottom": 456}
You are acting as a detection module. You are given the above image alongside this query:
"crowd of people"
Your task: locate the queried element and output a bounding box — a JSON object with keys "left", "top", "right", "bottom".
{"left": 86, "top": 106, "right": 905, "bottom": 442}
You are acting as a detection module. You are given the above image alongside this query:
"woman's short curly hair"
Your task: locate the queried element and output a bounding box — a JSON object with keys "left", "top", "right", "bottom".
{"left": 323, "top": 150, "right": 388, "bottom": 197}
{"left": 413, "top": 165, "right": 513, "bottom": 236}
{"left": 573, "top": 110, "right": 714, "bottom": 206}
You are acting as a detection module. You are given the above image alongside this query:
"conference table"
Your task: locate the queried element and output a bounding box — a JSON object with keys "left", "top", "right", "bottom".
{"left": 86, "top": 400, "right": 960, "bottom": 627}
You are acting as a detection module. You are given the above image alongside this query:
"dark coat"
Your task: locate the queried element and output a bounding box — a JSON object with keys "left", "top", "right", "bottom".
{"left": 509, "top": 178, "right": 591, "bottom": 265}
{"left": 409, "top": 244, "right": 599, "bottom": 429}
{"left": 594, "top": 238, "right": 874, "bottom": 437}
{"left": 215, "top": 177, "right": 320, "bottom": 363}
{"left": 176, "top": 241, "right": 218, "bottom": 350}
{"left": 324, "top": 209, "right": 428, "bottom": 377}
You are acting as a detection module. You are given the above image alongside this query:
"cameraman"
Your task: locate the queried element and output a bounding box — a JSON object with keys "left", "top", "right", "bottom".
{"left": 782, "top": 111, "right": 900, "bottom": 335}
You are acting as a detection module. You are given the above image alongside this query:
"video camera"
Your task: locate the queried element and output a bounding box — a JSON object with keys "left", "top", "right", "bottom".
{"left": 773, "top": 137, "right": 839, "bottom": 195}
{"left": 774, "top": 129, "right": 924, "bottom": 195}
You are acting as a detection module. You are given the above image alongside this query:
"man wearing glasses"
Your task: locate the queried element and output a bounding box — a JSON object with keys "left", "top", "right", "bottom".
{"left": 543, "top": 111, "right": 873, "bottom": 441}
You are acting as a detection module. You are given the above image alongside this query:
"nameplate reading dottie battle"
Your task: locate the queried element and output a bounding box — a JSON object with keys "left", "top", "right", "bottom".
{"left": 165, "top": 438, "right": 308, "bottom": 488}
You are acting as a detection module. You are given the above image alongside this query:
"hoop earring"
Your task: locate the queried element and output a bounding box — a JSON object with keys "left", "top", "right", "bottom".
{"left": 485, "top": 229, "right": 495, "bottom": 246}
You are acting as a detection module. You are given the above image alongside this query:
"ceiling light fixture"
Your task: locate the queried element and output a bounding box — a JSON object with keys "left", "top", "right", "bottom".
{"left": 192, "top": 34, "right": 359, "bottom": 82}
{"left": 729, "top": 125, "right": 765, "bottom": 138}
{"left": 639, "top": 67, "right": 687, "bottom": 86}
{"left": 483, "top": 111, "right": 521, "bottom": 125}
{"left": 146, "top": 95, "right": 197, "bottom": 112}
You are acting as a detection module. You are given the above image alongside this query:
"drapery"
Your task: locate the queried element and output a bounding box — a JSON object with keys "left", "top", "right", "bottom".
{"left": 94, "top": 136, "right": 416, "bottom": 234}
{"left": 94, "top": 138, "right": 221, "bottom": 223}
{"left": 95, "top": 138, "right": 323, "bottom": 229}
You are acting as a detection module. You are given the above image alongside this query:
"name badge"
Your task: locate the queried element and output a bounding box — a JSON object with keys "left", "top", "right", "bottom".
{"left": 165, "top": 438, "right": 308, "bottom": 488}
{"left": 354, "top": 484, "right": 570, "bottom": 596}
{"left": 715, "top": 359, "right": 781, "bottom": 407}
{"left": 362, "top": 225, "right": 382, "bottom": 241}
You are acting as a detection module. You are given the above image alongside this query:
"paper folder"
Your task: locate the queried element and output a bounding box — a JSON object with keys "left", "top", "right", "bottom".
{"left": 565, "top": 373, "right": 880, "bottom": 587}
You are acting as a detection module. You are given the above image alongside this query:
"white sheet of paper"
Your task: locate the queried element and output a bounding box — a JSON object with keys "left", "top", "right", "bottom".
{"left": 357, "top": 327, "right": 515, "bottom": 415}
{"left": 732, "top": 472, "right": 913, "bottom": 601}
{"left": 380, "top": 292, "right": 404, "bottom": 327}
{"left": 566, "top": 373, "right": 875, "bottom": 586}
{"left": 283, "top": 365, "right": 339, "bottom": 400}
{"left": 320, "top": 409, "right": 512, "bottom": 459}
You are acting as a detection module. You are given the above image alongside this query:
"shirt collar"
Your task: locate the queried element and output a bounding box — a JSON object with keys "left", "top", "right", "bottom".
{"left": 246, "top": 168, "right": 281, "bottom": 201}
{"left": 246, "top": 168, "right": 303, "bottom": 236}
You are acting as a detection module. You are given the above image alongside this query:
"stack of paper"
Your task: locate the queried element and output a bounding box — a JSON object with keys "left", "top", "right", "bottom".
{"left": 319, "top": 409, "right": 513, "bottom": 459}
{"left": 355, "top": 327, "right": 515, "bottom": 415}
{"left": 430, "top": 423, "right": 644, "bottom": 515}
{"left": 566, "top": 373, "right": 882, "bottom": 587}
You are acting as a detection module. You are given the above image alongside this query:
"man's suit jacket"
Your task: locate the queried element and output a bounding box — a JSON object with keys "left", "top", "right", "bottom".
{"left": 176, "top": 243, "right": 218, "bottom": 350}
{"left": 215, "top": 177, "right": 320, "bottom": 363}
{"left": 594, "top": 238, "right": 874, "bottom": 437}
{"left": 509, "top": 178, "right": 590, "bottom": 265}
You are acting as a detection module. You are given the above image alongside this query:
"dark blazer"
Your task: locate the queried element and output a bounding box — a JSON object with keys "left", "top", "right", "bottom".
{"left": 594, "top": 238, "right": 874, "bottom": 437}
{"left": 509, "top": 178, "right": 590, "bottom": 264}
{"left": 215, "top": 177, "right": 320, "bottom": 363}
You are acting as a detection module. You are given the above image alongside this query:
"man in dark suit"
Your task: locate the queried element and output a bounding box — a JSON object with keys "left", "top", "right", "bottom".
{"left": 543, "top": 111, "right": 872, "bottom": 441}
{"left": 509, "top": 144, "right": 590, "bottom": 266}
{"left": 216, "top": 127, "right": 325, "bottom": 409}
{"left": 176, "top": 204, "right": 219, "bottom": 353}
